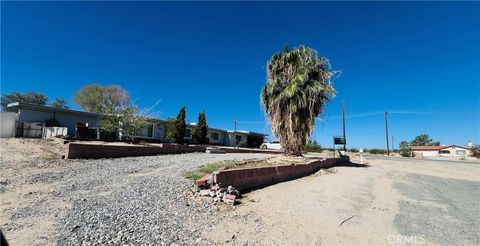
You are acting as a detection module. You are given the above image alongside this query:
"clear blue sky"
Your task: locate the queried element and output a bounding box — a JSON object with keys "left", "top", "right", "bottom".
{"left": 2, "top": 2, "right": 479, "bottom": 148}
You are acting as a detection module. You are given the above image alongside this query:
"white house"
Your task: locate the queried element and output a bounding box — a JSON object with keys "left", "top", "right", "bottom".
{"left": 411, "top": 145, "right": 472, "bottom": 158}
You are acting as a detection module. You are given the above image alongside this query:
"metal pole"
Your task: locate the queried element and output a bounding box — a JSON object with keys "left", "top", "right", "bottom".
{"left": 234, "top": 120, "right": 237, "bottom": 131}
{"left": 385, "top": 112, "right": 390, "bottom": 156}
{"left": 342, "top": 100, "right": 346, "bottom": 151}
{"left": 333, "top": 138, "right": 336, "bottom": 158}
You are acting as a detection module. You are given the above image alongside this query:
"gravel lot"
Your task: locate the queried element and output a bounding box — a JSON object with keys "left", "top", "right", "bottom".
{"left": 2, "top": 139, "right": 479, "bottom": 245}
{"left": 1, "top": 138, "right": 272, "bottom": 245}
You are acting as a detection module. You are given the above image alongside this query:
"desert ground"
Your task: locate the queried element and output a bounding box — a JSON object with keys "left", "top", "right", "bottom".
{"left": 209, "top": 155, "right": 479, "bottom": 245}
{"left": 1, "top": 138, "right": 479, "bottom": 245}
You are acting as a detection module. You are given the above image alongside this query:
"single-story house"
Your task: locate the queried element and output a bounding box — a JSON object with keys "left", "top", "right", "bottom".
{"left": 4, "top": 102, "right": 266, "bottom": 147}
{"left": 6, "top": 102, "right": 102, "bottom": 138}
{"left": 411, "top": 145, "right": 472, "bottom": 158}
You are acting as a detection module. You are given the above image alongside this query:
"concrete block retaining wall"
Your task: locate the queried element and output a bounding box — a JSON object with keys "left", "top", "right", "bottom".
{"left": 65, "top": 143, "right": 206, "bottom": 159}
{"left": 212, "top": 157, "right": 348, "bottom": 191}
{"left": 217, "top": 147, "right": 283, "bottom": 154}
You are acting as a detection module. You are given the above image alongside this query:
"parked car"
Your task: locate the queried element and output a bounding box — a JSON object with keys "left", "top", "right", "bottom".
{"left": 260, "top": 141, "right": 282, "bottom": 150}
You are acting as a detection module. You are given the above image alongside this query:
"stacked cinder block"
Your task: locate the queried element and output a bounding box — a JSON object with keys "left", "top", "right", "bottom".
{"left": 195, "top": 157, "right": 349, "bottom": 203}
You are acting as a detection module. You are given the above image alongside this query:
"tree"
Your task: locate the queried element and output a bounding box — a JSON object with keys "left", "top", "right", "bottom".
{"left": 174, "top": 107, "right": 187, "bottom": 144}
{"left": 410, "top": 134, "right": 440, "bottom": 146}
{"left": 471, "top": 145, "right": 480, "bottom": 159}
{"left": 51, "top": 98, "right": 69, "bottom": 109}
{"left": 1, "top": 91, "right": 48, "bottom": 110}
{"left": 101, "top": 105, "right": 147, "bottom": 142}
{"left": 399, "top": 140, "right": 413, "bottom": 157}
{"left": 73, "top": 84, "right": 130, "bottom": 113}
{"left": 193, "top": 111, "right": 208, "bottom": 144}
{"left": 305, "top": 139, "right": 322, "bottom": 152}
{"left": 165, "top": 118, "right": 178, "bottom": 143}
{"left": 260, "top": 45, "right": 336, "bottom": 156}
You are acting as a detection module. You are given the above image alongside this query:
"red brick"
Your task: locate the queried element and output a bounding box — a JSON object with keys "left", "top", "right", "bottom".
{"left": 195, "top": 174, "right": 212, "bottom": 187}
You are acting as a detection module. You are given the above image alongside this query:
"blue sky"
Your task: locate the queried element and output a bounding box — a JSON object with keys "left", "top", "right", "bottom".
{"left": 2, "top": 2, "right": 479, "bottom": 148}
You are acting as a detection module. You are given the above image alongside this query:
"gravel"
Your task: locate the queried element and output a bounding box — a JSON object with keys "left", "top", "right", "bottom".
{"left": 4, "top": 152, "right": 272, "bottom": 245}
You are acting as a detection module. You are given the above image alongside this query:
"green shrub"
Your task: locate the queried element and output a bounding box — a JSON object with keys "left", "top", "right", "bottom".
{"left": 348, "top": 148, "right": 359, "bottom": 153}
{"left": 369, "top": 149, "right": 387, "bottom": 155}
{"left": 305, "top": 139, "right": 323, "bottom": 152}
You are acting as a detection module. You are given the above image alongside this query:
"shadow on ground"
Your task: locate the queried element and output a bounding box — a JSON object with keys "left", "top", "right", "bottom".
{"left": 335, "top": 161, "right": 370, "bottom": 168}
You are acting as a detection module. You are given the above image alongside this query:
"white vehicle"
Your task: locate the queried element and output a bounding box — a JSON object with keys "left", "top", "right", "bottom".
{"left": 260, "top": 141, "right": 282, "bottom": 150}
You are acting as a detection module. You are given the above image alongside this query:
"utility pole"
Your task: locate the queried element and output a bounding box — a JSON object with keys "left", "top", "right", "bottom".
{"left": 385, "top": 111, "right": 390, "bottom": 156}
{"left": 233, "top": 120, "right": 238, "bottom": 131}
{"left": 342, "top": 100, "right": 346, "bottom": 151}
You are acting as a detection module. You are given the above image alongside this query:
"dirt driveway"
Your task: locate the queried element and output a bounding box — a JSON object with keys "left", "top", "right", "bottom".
{"left": 208, "top": 156, "right": 480, "bottom": 245}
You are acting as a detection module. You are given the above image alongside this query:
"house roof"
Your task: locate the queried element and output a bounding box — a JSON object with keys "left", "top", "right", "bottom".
{"left": 7, "top": 102, "right": 101, "bottom": 118}
{"left": 227, "top": 130, "right": 268, "bottom": 137}
{"left": 411, "top": 145, "right": 468, "bottom": 151}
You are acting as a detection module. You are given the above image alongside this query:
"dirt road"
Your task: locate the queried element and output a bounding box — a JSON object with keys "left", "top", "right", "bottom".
{"left": 208, "top": 156, "right": 480, "bottom": 245}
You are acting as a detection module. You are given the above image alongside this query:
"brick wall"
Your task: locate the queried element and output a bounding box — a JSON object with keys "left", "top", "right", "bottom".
{"left": 65, "top": 143, "right": 206, "bottom": 159}
{"left": 212, "top": 157, "right": 348, "bottom": 191}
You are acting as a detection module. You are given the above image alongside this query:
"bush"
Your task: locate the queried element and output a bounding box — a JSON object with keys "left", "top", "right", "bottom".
{"left": 305, "top": 139, "right": 323, "bottom": 152}
{"left": 369, "top": 149, "right": 387, "bottom": 155}
{"left": 348, "top": 148, "right": 359, "bottom": 153}
{"left": 471, "top": 145, "right": 480, "bottom": 159}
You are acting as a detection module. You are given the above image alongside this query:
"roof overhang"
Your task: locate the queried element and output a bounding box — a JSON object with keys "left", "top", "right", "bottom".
{"left": 7, "top": 102, "right": 101, "bottom": 118}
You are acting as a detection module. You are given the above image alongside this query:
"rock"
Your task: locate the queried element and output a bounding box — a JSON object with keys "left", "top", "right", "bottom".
{"left": 209, "top": 190, "right": 216, "bottom": 197}
{"left": 199, "top": 189, "right": 210, "bottom": 196}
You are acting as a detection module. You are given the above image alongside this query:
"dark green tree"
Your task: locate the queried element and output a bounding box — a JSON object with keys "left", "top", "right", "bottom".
{"left": 410, "top": 134, "right": 440, "bottom": 146}
{"left": 51, "top": 98, "right": 69, "bottom": 109}
{"left": 1, "top": 91, "right": 48, "bottom": 110}
{"left": 174, "top": 106, "right": 186, "bottom": 144}
{"left": 305, "top": 139, "right": 322, "bottom": 152}
{"left": 194, "top": 111, "right": 208, "bottom": 144}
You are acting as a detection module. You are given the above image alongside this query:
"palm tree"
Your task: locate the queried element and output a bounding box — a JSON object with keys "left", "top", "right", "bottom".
{"left": 261, "top": 45, "right": 336, "bottom": 156}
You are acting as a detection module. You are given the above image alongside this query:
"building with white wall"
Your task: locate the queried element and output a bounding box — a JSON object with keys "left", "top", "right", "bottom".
{"left": 411, "top": 145, "right": 472, "bottom": 158}
{"left": 4, "top": 102, "right": 266, "bottom": 147}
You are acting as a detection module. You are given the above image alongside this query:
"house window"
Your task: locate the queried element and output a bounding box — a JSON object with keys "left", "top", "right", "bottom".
{"left": 185, "top": 129, "right": 192, "bottom": 139}
{"left": 456, "top": 150, "right": 466, "bottom": 156}
{"left": 439, "top": 150, "right": 450, "bottom": 154}
{"left": 211, "top": 132, "right": 220, "bottom": 141}
{"left": 235, "top": 135, "right": 242, "bottom": 143}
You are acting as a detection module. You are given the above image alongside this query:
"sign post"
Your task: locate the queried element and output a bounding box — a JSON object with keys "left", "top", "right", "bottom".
{"left": 333, "top": 136, "right": 347, "bottom": 157}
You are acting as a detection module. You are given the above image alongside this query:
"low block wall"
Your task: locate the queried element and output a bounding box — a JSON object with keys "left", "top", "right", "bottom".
{"left": 213, "top": 157, "right": 348, "bottom": 191}
{"left": 65, "top": 143, "right": 206, "bottom": 159}
{"left": 218, "top": 147, "right": 283, "bottom": 154}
